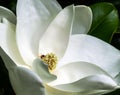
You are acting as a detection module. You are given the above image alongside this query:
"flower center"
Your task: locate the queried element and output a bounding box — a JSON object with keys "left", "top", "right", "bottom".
{"left": 40, "top": 53, "right": 58, "bottom": 71}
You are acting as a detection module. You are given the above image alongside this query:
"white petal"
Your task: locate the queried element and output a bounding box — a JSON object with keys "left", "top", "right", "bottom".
{"left": 114, "top": 72, "right": 120, "bottom": 84}
{"left": 39, "top": 5, "right": 74, "bottom": 59}
{"left": 0, "top": 47, "right": 45, "bottom": 95}
{"left": 51, "top": 75, "right": 118, "bottom": 95}
{"left": 0, "top": 46, "right": 17, "bottom": 70}
{"left": 0, "top": 6, "right": 16, "bottom": 24}
{"left": 32, "top": 58, "right": 57, "bottom": 83}
{"left": 0, "top": 19, "right": 25, "bottom": 65}
{"left": 72, "top": 5, "right": 92, "bottom": 34}
{"left": 49, "top": 62, "right": 109, "bottom": 86}
{"left": 16, "top": 0, "right": 62, "bottom": 65}
{"left": 59, "top": 34, "right": 120, "bottom": 77}
{"left": 9, "top": 66, "right": 45, "bottom": 95}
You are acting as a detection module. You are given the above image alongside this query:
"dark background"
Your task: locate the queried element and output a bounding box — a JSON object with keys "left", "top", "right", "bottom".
{"left": 0, "top": 0, "right": 120, "bottom": 95}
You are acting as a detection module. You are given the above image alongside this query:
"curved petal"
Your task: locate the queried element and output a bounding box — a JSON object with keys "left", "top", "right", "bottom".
{"left": 72, "top": 5, "right": 92, "bottom": 34}
{"left": 16, "top": 0, "right": 62, "bottom": 65}
{"left": 54, "top": 75, "right": 118, "bottom": 91}
{"left": 0, "top": 47, "right": 17, "bottom": 70}
{"left": 114, "top": 72, "right": 120, "bottom": 85}
{"left": 9, "top": 66, "right": 45, "bottom": 95}
{"left": 32, "top": 58, "right": 57, "bottom": 83}
{"left": 0, "top": 6, "right": 16, "bottom": 24}
{"left": 0, "top": 47, "right": 45, "bottom": 95}
{"left": 59, "top": 34, "right": 120, "bottom": 77}
{"left": 39, "top": 5, "right": 74, "bottom": 59}
{"left": 49, "top": 62, "right": 109, "bottom": 86}
{"left": 49, "top": 75, "right": 118, "bottom": 95}
{"left": 0, "top": 19, "right": 25, "bottom": 65}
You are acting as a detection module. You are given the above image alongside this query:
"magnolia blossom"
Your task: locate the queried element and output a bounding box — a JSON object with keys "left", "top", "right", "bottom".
{"left": 0, "top": 0, "right": 120, "bottom": 95}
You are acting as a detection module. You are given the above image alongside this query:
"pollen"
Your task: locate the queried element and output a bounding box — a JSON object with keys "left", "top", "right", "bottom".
{"left": 40, "top": 53, "right": 58, "bottom": 71}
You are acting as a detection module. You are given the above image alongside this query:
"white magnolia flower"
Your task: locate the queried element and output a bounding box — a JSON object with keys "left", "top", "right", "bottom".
{"left": 0, "top": 0, "right": 120, "bottom": 95}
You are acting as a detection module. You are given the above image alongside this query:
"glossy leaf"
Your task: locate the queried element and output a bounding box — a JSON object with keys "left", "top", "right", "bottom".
{"left": 88, "top": 2, "right": 119, "bottom": 43}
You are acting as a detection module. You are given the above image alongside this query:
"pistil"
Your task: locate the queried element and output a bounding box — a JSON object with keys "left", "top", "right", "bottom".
{"left": 40, "top": 53, "right": 58, "bottom": 71}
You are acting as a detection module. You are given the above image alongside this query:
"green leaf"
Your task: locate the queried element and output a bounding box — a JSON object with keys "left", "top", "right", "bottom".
{"left": 88, "top": 2, "right": 119, "bottom": 43}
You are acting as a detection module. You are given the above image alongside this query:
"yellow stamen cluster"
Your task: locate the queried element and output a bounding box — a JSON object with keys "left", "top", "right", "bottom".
{"left": 40, "top": 53, "right": 58, "bottom": 71}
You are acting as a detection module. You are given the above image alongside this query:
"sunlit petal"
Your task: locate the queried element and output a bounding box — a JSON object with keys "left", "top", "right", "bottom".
{"left": 59, "top": 34, "right": 120, "bottom": 77}
{"left": 49, "top": 75, "right": 118, "bottom": 95}
{"left": 0, "top": 19, "right": 25, "bottom": 65}
{"left": 72, "top": 5, "right": 92, "bottom": 34}
{"left": 49, "top": 62, "right": 109, "bottom": 86}
{"left": 39, "top": 5, "right": 74, "bottom": 59}
{"left": 54, "top": 75, "right": 117, "bottom": 91}
{"left": 16, "top": 0, "right": 62, "bottom": 65}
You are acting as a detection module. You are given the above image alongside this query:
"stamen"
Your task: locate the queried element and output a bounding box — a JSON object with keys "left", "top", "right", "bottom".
{"left": 40, "top": 53, "right": 58, "bottom": 71}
